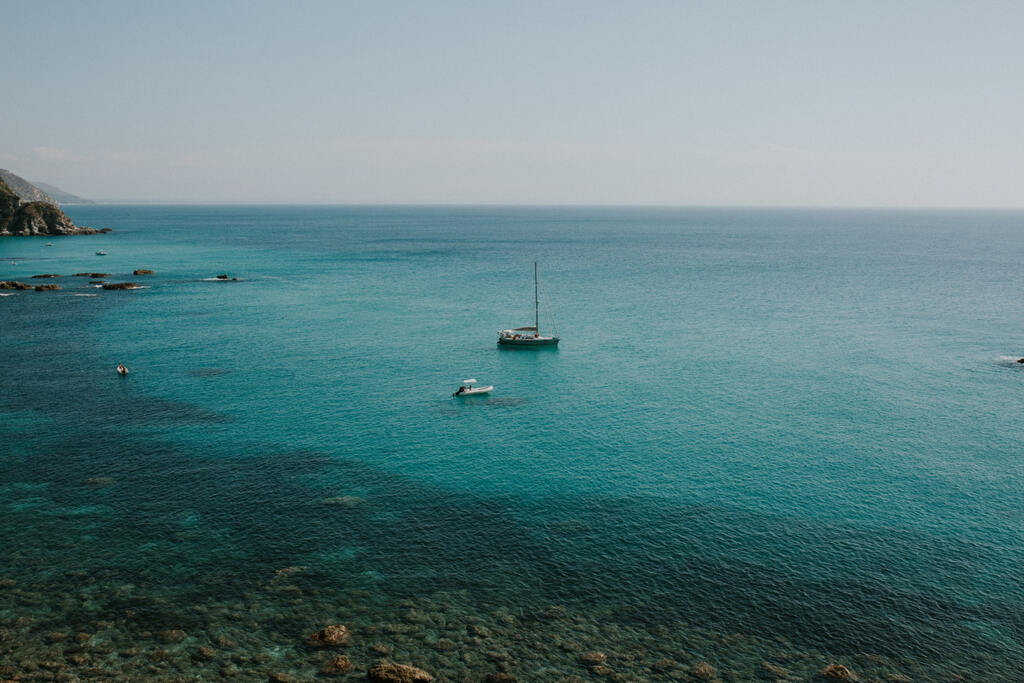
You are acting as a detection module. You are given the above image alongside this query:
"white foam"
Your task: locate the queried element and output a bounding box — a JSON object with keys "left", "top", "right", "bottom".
{"left": 0, "top": 293, "right": 16, "bottom": 297}
{"left": 72, "top": 293, "right": 98, "bottom": 297}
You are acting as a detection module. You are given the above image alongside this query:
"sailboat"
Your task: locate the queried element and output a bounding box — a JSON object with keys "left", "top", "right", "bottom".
{"left": 498, "top": 262, "right": 560, "bottom": 347}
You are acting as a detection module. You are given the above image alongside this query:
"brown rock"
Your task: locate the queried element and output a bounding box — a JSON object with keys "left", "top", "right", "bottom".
{"left": 101, "top": 282, "right": 140, "bottom": 290}
{"left": 819, "top": 664, "right": 856, "bottom": 680}
{"left": 194, "top": 646, "right": 217, "bottom": 661}
{"left": 651, "top": 658, "right": 677, "bottom": 672}
{"left": 580, "top": 652, "right": 607, "bottom": 665}
{"left": 367, "top": 660, "right": 433, "bottom": 683}
{"left": 133, "top": 269, "right": 155, "bottom": 275}
{"left": 0, "top": 281, "right": 32, "bottom": 289}
{"left": 34, "top": 284, "right": 60, "bottom": 291}
{"left": 469, "top": 624, "right": 491, "bottom": 638}
{"left": 215, "top": 635, "right": 237, "bottom": 648}
{"left": 323, "top": 655, "right": 353, "bottom": 675}
{"left": 157, "top": 629, "right": 186, "bottom": 643}
{"left": 75, "top": 273, "right": 110, "bottom": 278}
{"left": 310, "top": 624, "right": 349, "bottom": 646}
{"left": 31, "top": 274, "right": 61, "bottom": 278}
{"left": 691, "top": 661, "right": 717, "bottom": 680}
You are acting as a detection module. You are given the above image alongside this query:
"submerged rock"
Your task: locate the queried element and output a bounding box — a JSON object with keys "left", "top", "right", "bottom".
{"left": 818, "top": 664, "right": 856, "bottom": 680}
{"left": 133, "top": 269, "right": 155, "bottom": 275}
{"left": 75, "top": 272, "right": 109, "bottom": 277}
{"left": 691, "top": 661, "right": 718, "bottom": 680}
{"left": 368, "top": 659, "right": 433, "bottom": 683}
{"left": 30, "top": 273, "right": 60, "bottom": 278}
{"left": 194, "top": 646, "right": 217, "bottom": 661}
{"left": 34, "top": 284, "right": 60, "bottom": 291}
{"left": 651, "top": 658, "right": 678, "bottom": 672}
{"left": 101, "top": 282, "right": 140, "bottom": 290}
{"left": 321, "top": 495, "right": 363, "bottom": 508}
{"left": 310, "top": 624, "right": 349, "bottom": 646}
{"left": 157, "top": 629, "right": 186, "bottom": 643}
{"left": 323, "top": 655, "right": 353, "bottom": 675}
{"left": 760, "top": 662, "right": 789, "bottom": 678}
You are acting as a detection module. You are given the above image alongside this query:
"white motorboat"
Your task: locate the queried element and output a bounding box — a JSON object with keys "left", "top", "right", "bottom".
{"left": 453, "top": 379, "right": 493, "bottom": 397}
{"left": 96, "top": 250, "right": 107, "bottom": 256}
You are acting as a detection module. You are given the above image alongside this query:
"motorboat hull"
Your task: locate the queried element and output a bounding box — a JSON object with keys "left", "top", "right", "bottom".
{"left": 454, "top": 385, "right": 493, "bottom": 396}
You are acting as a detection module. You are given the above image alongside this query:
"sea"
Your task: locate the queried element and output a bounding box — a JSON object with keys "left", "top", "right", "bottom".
{"left": 1, "top": 205, "right": 1022, "bottom": 681}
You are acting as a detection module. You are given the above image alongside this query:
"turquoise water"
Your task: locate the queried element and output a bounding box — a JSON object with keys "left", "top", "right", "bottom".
{"left": 2, "top": 206, "right": 1023, "bottom": 680}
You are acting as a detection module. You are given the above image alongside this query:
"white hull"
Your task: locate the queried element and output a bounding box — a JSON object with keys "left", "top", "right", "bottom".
{"left": 454, "top": 385, "right": 493, "bottom": 396}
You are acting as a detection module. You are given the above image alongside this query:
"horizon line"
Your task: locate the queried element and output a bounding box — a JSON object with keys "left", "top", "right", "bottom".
{"left": 68, "top": 201, "right": 1024, "bottom": 211}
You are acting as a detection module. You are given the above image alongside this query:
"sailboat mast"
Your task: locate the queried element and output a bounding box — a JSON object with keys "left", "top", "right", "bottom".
{"left": 534, "top": 261, "right": 539, "bottom": 332}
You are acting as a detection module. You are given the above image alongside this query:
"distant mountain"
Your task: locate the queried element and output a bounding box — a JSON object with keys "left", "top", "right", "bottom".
{"left": 32, "top": 181, "right": 95, "bottom": 205}
{"left": 0, "top": 168, "right": 57, "bottom": 204}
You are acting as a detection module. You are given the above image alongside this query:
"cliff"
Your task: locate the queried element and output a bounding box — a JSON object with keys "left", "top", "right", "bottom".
{"left": 0, "top": 177, "right": 102, "bottom": 236}
{"left": 0, "top": 169, "right": 58, "bottom": 204}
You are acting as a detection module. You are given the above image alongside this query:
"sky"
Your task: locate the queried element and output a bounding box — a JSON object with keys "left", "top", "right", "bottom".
{"left": 1, "top": 1, "right": 1022, "bottom": 206}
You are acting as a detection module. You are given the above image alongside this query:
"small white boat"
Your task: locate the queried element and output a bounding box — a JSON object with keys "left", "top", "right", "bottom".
{"left": 453, "top": 379, "right": 492, "bottom": 397}
{"left": 116, "top": 364, "right": 129, "bottom": 375}
{"left": 96, "top": 250, "right": 107, "bottom": 256}
{"left": 45, "top": 242, "right": 53, "bottom": 246}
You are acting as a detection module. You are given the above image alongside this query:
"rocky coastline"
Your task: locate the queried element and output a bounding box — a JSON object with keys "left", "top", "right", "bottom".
{"left": 0, "top": 174, "right": 108, "bottom": 236}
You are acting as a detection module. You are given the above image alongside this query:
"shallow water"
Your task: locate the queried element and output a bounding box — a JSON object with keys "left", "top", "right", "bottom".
{"left": 1, "top": 206, "right": 1023, "bottom": 680}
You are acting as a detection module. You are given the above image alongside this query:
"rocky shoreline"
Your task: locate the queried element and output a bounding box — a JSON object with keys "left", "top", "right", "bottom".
{"left": 0, "top": 175, "right": 109, "bottom": 237}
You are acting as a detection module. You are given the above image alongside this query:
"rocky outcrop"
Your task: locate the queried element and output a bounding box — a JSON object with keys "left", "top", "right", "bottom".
{"left": 133, "top": 269, "right": 155, "bottom": 275}
{"left": 34, "top": 284, "right": 60, "bottom": 291}
{"left": 31, "top": 273, "right": 61, "bottom": 278}
{"left": 0, "top": 176, "right": 102, "bottom": 236}
{"left": 0, "top": 169, "right": 57, "bottom": 204}
{"left": 101, "top": 282, "right": 140, "bottom": 290}
{"left": 367, "top": 660, "right": 433, "bottom": 683}
{"left": 75, "top": 273, "right": 109, "bottom": 278}
{"left": 0, "top": 281, "right": 34, "bottom": 290}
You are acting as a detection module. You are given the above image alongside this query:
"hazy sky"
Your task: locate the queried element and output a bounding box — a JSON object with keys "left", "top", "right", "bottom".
{"left": 2, "top": 1, "right": 1022, "bottom": 205}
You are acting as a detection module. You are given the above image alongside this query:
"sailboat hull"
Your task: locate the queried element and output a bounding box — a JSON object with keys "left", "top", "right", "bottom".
{"left": 497, "top": 335, "right": 559, "bottom": 347}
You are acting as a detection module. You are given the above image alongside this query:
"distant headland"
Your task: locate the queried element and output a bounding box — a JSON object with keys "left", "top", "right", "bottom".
{"left": 0, "top": 169, "right": 107, "bottom": 236}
